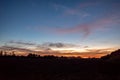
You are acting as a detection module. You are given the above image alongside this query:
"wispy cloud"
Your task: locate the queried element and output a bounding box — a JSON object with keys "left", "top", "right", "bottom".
{"left": 4, "top": 40, "right": 81, "bottom": 51}
{"left": 0, "top": 45, "right": 115, "bottom": 58}
{"left": 85, "top": 48, "right": 115, "bottom": 54}
{"left": 53, "top": 15, "right": 119, "bottom": 37}
{"left": 35, "top": 45, "right": 52, "bottom": 51}
{"left": 41, "top": 42, "right": 78, "bottom": 48}
{"left": 64, "top": 2, "right": 98, "bottom": 17}
{"left": 0, "top": 46, "right": 34, "bottom": 53}
{"left": 53, "top": 2, "right": 93, "bottom": 17}
{"left": 23, "top": 1, "right": 120, "bottom": 39}
{"left": 8, "top": 40, "right": 36, "bottom": 46}
{"left": 30, "top": 2, "right": 120, "bottom": 38}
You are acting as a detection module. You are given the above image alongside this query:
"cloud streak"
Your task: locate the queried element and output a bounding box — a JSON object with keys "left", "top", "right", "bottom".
{"left": 0, "top": 46, "right": 34, "bottom": 53}
{"left": 25, "top": 1, "right": 120, "bottom": 39}
{"left": 0, "top": 45, "right": 115, "bottom": 58}
{"left": 53, "top": 1, "right": 100, "bottom": 17}
{"left": 4, "top": 40, "right": 81, "bottom": 51}
{"left": 32, "top": 2, "right": 120, "bottom": 38}
{"left": 8, "top": 40, "right": 36, "bottom": 46}
{"left": 53, "top": 16, "right": 119, "bottom": 37}
{"left": 0, "top": 40, "right": 117, "bottom": 58}
{"left": 41, "top": 42, "right": 78, "bottom": 48}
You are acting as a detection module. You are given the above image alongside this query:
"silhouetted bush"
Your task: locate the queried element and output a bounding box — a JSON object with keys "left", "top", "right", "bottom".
{"left": 27, "top": 53, "right": 40, "bottom": 58}
{"left": 0, "top": 51, "right": 3, "bottom": 56}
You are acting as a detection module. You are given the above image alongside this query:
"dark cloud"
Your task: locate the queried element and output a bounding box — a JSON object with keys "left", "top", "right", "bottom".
{"left": 5, "top": 41, "right": 80, "bottom": 51}
{"left": 0, "top": 46, "right": 34, "bottom": 52}
{"left": 41, "top": 42, "right": 78, "bottom": 48}
{"left": 84, "top": 46, "right": 89, "bottom": 48}
{"left": 36, "top": 45, "right": 52, "bottom": 51}
{"left": 8, "top": 40, "right": 36, "bottom": 46}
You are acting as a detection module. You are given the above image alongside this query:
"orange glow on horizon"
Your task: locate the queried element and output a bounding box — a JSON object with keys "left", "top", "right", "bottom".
{"left": 0, "top": 47, "right": 117, "bottom": 58}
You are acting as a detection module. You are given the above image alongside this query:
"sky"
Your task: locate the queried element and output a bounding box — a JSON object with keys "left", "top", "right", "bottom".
{"left": 0, "top": 0, "right": 120, "bottom": 58}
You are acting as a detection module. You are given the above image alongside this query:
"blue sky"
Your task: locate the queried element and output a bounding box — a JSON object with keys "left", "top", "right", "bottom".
{"left": 0, "top": 0, "right": 120, "bottom": 57}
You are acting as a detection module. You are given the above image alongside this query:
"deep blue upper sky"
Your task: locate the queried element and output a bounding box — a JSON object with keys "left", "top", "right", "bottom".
{"left": 0, "top": 0, "right": 120, "bottom": 52}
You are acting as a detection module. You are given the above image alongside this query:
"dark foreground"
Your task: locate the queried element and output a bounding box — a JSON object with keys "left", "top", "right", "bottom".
{"left": 0, "top": 50, "right": 120, "bottom": 80}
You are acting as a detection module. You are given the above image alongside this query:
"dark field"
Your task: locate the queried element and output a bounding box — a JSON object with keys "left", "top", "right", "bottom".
{"left": 0, "top": 50, "right": 120, "bottom": 80}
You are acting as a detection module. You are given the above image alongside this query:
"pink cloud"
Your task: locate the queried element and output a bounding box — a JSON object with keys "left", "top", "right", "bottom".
{"left": 29, "top": 2, "right": 120, "bottom": 38}
{"left": 53, "top": 15, "right": 119, "bottom": 37}
{"left": 28, "top": 12, "right": 119, "bottom": 38}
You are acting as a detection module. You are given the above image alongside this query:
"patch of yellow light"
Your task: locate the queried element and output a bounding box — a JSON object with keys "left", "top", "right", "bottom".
{"left": 52, "top": 48, "right": 87, "bottom": 53}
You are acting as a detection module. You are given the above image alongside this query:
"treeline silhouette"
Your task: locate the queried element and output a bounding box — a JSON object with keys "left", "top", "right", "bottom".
{"left": 0, "top": 50, "right": 82, "bottom": 59}
{"left": 0, "top": 49, "right": 120, "bottom": 80}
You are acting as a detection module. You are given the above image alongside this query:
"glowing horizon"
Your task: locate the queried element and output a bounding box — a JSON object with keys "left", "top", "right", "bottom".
{"left": 0, "top": 44, "right": 117, "bottom": 58}
{"left": 0, "top": 0, "right": 120, "bottom": 58}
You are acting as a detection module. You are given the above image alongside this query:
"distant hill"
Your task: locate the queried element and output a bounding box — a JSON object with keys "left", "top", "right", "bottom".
{"left": 101, "top": 49, "right": 120, "bottom": 61}
{"left": 110, "top": 49, "right": 120, "bottom": 56}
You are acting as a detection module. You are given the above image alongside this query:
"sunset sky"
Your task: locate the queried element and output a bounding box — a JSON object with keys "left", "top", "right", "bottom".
{"left": 0, "top": 0, "right": 120, "bottom": 58}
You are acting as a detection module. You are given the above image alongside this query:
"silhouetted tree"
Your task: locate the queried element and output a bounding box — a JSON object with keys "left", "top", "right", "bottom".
{"left": 0, "top": 51, "right": 3, "bottom": 56}
{"left": 43, "top": 55, "right": 57, "bottom": 59}
{"left": 27, "top": 53, "right": 40, "bottom": 58}
{"left": 11, "top": 51, "right": 16, "bottom": 56}
{"left": 4, "top": 51, "right": 7, "bottom": 56}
